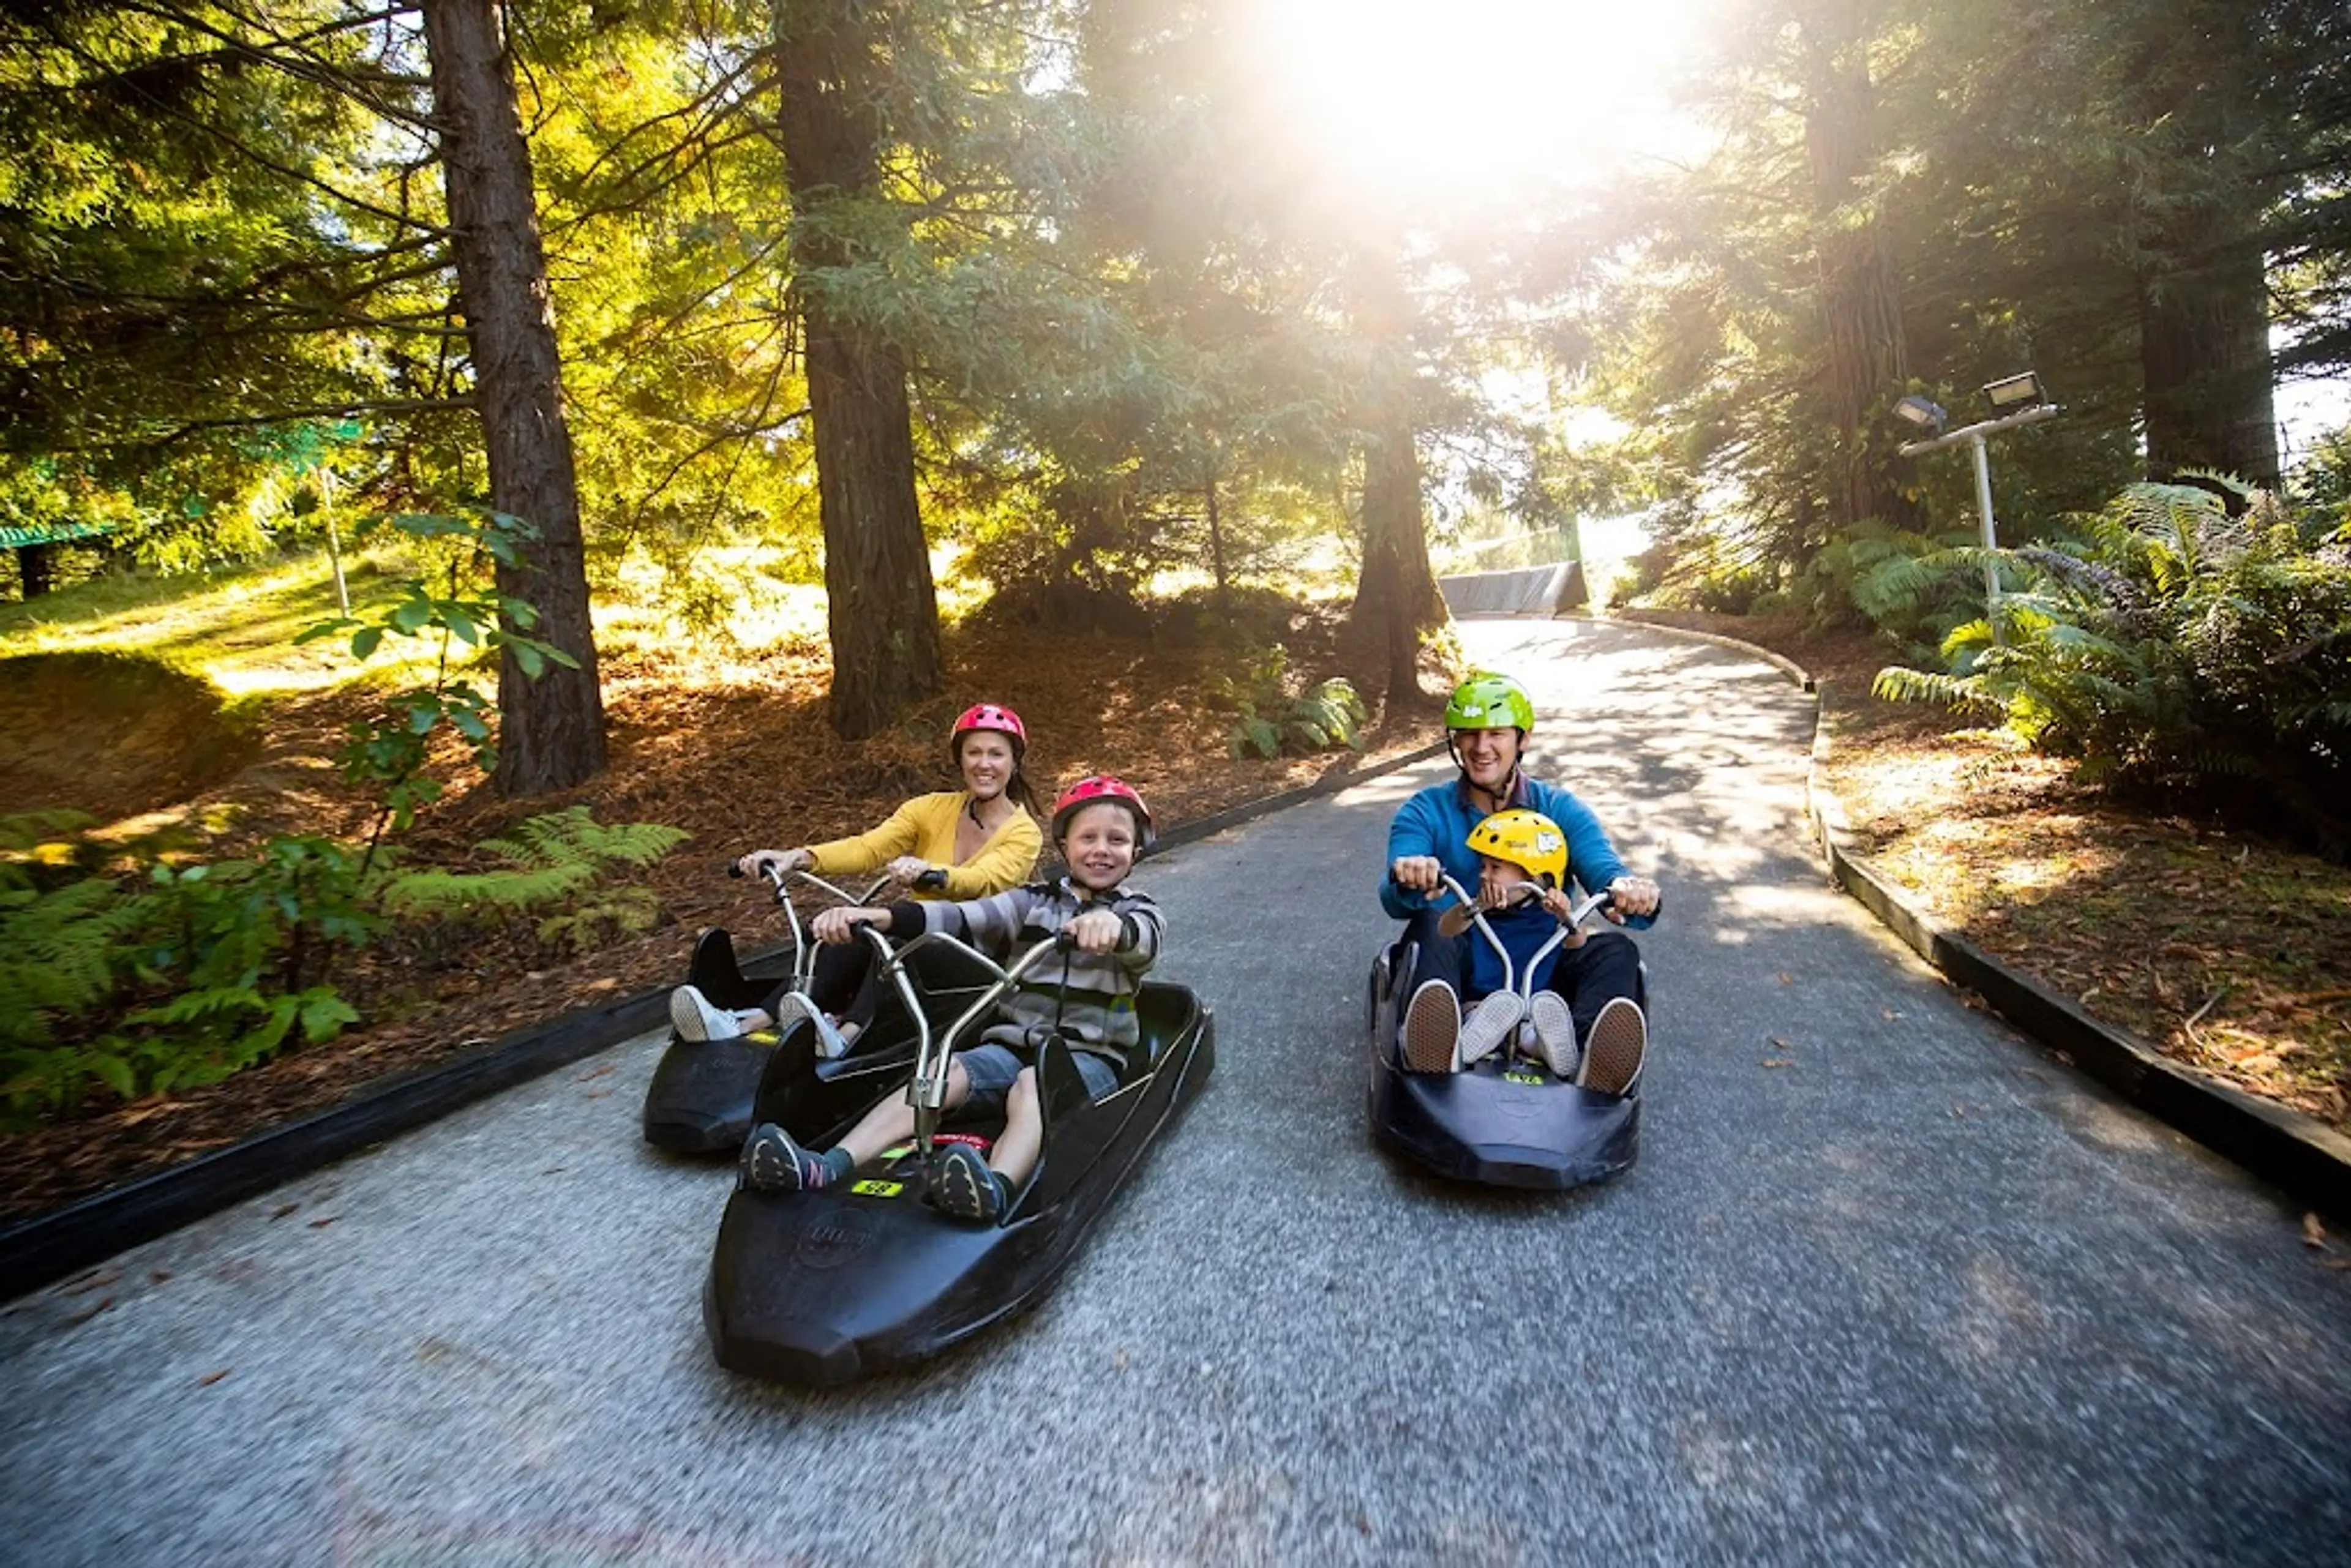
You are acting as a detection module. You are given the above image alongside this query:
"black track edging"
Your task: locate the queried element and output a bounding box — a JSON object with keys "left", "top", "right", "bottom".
{"left": 1802, "top": 685, "right": 2351, "bottom": 1220}
{"left": 0, "top": 986, "right": 672, "bottom": 1302}
{"left": 1607, "top": 616, "right": 2350, "bottom": 1217}
{"left": 0, "top": 735, "right": 1453, "bottom": 1303}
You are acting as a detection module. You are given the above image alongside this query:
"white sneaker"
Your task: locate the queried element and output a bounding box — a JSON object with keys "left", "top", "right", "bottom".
{"left": 670, "top": 984, "right": 741, "bottom": 1043}
{"left": 1401, "top": 980, "right": 1461, "bottom": 1073}
{"left": 1576, "top": 997, "right": 1648, "bottom": 1096}
{"left": 1528, "top": 992, "right": 1580, "bottom": 1078}
{"left": 1457, "top": 992, "right": 1523, "bottom": 1068}
{"left": 772, "top": 992, "right": 851, "bottom": 1060}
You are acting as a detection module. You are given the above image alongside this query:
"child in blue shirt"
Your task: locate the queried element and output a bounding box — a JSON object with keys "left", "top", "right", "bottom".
{"left": 1412, "top": 808, "right": 1646, "bottom": 1092}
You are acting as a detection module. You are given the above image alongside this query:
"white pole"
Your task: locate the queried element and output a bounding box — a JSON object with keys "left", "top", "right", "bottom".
{"left": 323, "top": 467, "right": 349, "bottom": 615}
{"left": 1969, "top": 430, "right": 1999, "bottom": 644}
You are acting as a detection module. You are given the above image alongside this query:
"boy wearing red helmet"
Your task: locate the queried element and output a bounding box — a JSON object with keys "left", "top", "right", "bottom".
{"left": 740, "top": 775, "right": 1163, "bottom": 1223}
{"left": 670, "top": 703, "right": 1042, "bottom": 1052}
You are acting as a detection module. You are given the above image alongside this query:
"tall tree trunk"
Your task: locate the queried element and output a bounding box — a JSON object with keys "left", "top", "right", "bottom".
{"left": 1344, "top": 252, "right": 1444, "bottom": 708}
{"left": 772, "top": 0, "right": 942, "bottom": 738}
{"left": 1801, "top": 7, "right": 1909, "bottom": 535}
{"left": 2139, "top": 239, "right": 2278, "bottom": 486}
{"left": 2129, "top": 4, "right": 2278, "bottom": 487}
{"left": 420, "top": 0, "right": 606, "bottom": 794}
{"left": 18, "top": 542, "right": 51, "bottom": 598}
{"left": 1352, "top": 411, "right": 1442, "bottom": 707}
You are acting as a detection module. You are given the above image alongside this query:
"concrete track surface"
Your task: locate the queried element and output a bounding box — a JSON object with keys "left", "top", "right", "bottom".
{"left": 4, "top": 620, "right": 2345, "bottom": 1567}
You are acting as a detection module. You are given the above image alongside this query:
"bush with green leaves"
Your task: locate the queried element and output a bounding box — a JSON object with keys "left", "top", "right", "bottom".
{"left": 298, "top": 508, "right": 579, "bottom": 844}
{"left": 0, "top": 806, "right": 688, "bottom": 1127}
{"left": 1215, "top": 645, "right": 1369, "bottom": 759}
{"left": 1, "top": 815, "right": 367, "bottom": 1124}
{"left": 1873, "top": 479, "right": 2351, "bottom": 857}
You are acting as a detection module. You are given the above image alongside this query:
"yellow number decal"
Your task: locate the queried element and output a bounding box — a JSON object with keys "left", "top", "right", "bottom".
{"left": 850, "top": 1179, "right": 905, "bottom": 1198}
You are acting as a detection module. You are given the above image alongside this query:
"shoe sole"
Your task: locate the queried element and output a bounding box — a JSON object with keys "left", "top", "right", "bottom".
{"left": 1458, "top": 992, "right": 1522, "bottom": 1067}
{"left": 1528, "top": 994, "right": 1580, "bottom": 1078}
{"left": 1401, "top": 986, "right": 1460, "bottom": 1074}
{"left": 1578, "top": 1000, "right": 1646, "bottom": 1097}
{"left": 670, "top": 988, "right": 710, "bottom": 1043}
{"left": 933, "top": 1152, "right": 999, "bottom": 1221}
{"left": 741, "top": 1132, "right": 804, "bottom": 1193}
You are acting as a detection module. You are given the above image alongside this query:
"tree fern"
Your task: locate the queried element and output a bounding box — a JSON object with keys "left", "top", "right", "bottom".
{"left": 380, "top": 808, "right": 688, "bottom": 951}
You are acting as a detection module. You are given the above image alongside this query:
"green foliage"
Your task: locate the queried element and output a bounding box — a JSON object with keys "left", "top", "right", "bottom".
{"left": 0, "top": 817, "right": 374, "bottom": 1125}
{"left": 298, "top": 509, "right": 579, "bottom": 839}
{"left": 1215, "top": 647, "right": 1369, "bottom": 760}
{"left": 380, "top": 808, "right": 688, "bottom": 956}
{"left": 1872, "top": 481, "right": 2351, "bottom": 857}
{"left": 0, "top": 803, "right": 686, "bottom": 1125}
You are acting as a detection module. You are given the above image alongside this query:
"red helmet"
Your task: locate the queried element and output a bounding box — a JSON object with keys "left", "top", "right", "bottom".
{"left": 951, "top": 702, "right": 1026, "bottom": 761}
{"left": 1052, "top": 775, "right": 1153, "bottom": 851}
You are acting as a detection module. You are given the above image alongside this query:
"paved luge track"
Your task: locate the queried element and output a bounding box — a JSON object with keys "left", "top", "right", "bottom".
{"left": 4, "top": 619, "right": 2345, "bottom": 1567}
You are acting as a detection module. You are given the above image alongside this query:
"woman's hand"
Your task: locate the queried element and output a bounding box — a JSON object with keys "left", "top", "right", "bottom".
{"left": 811, "top": 906, "right": 890, "bottom": 945}
{"left": 738, "top": 847, "right": 811, "bottom": 879}
{"left": 886, "top": 855, "right": 934, "bottom": 885}
{"left": 1604, "top": 876, "right": 1660, "bottom": 922}
{"left": 1065, "top": 908, "right": 1124, "bottom": 953}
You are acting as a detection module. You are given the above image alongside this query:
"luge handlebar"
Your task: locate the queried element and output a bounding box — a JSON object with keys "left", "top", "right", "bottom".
{"left": 858, "top": 925, "right": 1076, "bottom": 1153}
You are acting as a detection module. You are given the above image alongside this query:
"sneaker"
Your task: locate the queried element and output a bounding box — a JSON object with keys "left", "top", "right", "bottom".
{"left": 1401, "top": 980, "right": 1462, "bottom": 1073}
{"left": 740, "top": 1122, "right": 831, "bottom": 1192}
{"left": 931, "top": 1144, "right": 1008, "bottom": 1222}
{"left": 670, "top": 984, "right": 741, "bottom": 1043}
{"left": 1528, "top": 992, "right": 1580, "bottom": 1079}
{"left": 771, "top": 993, "right": 850, "bottom": 1059}
{"left": 1576, "top": 997, "right": 1648, "bottom": 1096}
{"left": 1457, "top": 992, "right": 1523, "bottom": 1068}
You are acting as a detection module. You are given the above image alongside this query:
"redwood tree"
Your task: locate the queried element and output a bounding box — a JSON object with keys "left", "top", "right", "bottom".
{"left": 1345, "top": 252, "right": 1444, "bottom": 707}
{"left": 771, "top": 0, "right": 943, "bottom": 738}
{"left": 420, "top": 0, "right": 607, "bottom": 792}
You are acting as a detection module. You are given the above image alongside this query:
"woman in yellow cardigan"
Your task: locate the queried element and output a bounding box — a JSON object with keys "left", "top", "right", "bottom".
{"left": 670, "top": 703, "right": 1043, "bottom": 1053}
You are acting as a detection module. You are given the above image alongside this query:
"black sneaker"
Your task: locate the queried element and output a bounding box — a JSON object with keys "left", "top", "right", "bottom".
{"left": 931, "top": 1144, "right": 1008, "bottom": 1222}
{"left": 740, "top": 1122, "right": 830, "bottom": 1192}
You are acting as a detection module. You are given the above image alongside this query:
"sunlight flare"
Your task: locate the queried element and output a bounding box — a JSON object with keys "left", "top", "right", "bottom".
{"left": 1247, "top": 0, "right": 1706, "bottom": 195}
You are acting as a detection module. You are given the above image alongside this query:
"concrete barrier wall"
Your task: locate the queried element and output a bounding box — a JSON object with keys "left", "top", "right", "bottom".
{"left": 1436, "top": 561, "right": 1586, "bottom": 617}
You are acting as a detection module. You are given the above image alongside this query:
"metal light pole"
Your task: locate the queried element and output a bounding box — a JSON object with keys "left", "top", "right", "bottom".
{"left": 1895, "top": 374, "right": 2061, "bottom": 643}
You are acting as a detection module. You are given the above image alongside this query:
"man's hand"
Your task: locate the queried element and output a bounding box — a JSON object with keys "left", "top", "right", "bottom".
{"left": 1390, "top": 855, "right": 1445, "bottom": 895}
{"left": 1065, "top": 908, "right": 1123, "bottom": 953}
{"left": 1604, "top": 876, "right": 1660, "bottom": 922}
{"left": 886, "top": 855, "right": 933, "bottom": 885}
{"left": 811, "top": 906, "right": 890, "bottom": 944}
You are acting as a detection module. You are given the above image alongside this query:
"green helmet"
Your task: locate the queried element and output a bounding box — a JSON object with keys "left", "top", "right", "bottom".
{"left": 1444, "top": 673, "right": 1535, "bottom": 734}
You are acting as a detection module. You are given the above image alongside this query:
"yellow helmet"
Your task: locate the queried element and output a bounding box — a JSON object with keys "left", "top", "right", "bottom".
{"left": 1467, "top": 809, "right": 1569, "bottom": 888}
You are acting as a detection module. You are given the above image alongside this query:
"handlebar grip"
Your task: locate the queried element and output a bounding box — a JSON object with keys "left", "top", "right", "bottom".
{"left": 913, "top": 869, "right": 948, "bottom": 892}
{"left": 724, "top": 859, "right": 744, "bottom": 879}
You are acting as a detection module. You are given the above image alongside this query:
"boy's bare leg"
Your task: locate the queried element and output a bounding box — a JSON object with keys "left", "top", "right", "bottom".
{"left": 834, "top": 1058, "right": 971, "bottom": 1169}
{"left": 989, "top": 1068, "right": 1043, "bottom": 1188}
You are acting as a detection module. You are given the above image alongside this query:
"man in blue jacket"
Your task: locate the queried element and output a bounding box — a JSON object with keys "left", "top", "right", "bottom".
{"left": 1383, "top": 673, "right": 1660, "bottom": 1092}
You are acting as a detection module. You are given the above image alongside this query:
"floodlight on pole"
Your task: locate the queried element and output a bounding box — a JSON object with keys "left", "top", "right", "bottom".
{"left": 1894, "top": 394, "right": 1948, "bottom": 433}
{"left": 1981, "top": 370, "right": 2045, "bottom": 411}
{"left": 1894, "top": 372, "right": 2060, "bottom": 643}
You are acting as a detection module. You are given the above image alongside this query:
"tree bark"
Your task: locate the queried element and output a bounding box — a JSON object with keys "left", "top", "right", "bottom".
{"left": 18, "top": 542, "right": 51, "bottom": 598}
{"left": 1343, "top": 250, "right": 1444, "bottom": 708}
{"left": 2140, "top": 240, "right": 2278, "bottom": 487}
{"left": 772, "top": 0, "right": 943, "bottom": 738}
{"left": 420, "top": 0, "right": 607, "bottom": 794}
{"left": 1801, "top": 7, "right": 1909, "bottom": 535}
{"left": 2129, "top": 4, "right": 2279, "bottom": 487}
{"left": 1351, "top": 409, "right": 1443, "bottom": 707}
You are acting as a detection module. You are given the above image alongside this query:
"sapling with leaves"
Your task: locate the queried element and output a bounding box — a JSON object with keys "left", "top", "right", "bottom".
{"left": 296, "top": 508, "right": 580, "bottom": 860}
